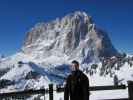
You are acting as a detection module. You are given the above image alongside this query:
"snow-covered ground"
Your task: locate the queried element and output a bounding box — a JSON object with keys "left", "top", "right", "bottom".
{"left": 50, "top": 89, "right": 128, "bottom": 100}
{"left": 0, "top": 53, "right": 133, "bottom": 100}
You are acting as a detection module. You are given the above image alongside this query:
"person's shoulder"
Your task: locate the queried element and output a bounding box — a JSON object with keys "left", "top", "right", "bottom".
{"left": 80, "top": 71, "right": 88, "bottom": 80}
{"left": 66, "top": 74, "right": 72, "bottom": 81}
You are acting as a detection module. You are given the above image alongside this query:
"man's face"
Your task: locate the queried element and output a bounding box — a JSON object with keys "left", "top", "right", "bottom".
{"left": 70, "top": 63, "right": 78, "bottom": 71}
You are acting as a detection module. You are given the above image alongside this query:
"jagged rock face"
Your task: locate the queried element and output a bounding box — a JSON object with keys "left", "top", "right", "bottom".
{"left": 22, "top": 11, "right": 118, "bottom": 64}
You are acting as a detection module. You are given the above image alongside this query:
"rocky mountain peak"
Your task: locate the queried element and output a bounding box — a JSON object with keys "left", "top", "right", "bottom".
{"left": 23, "top": 11, "right": 92, "bottom": 46}
{"left": 22, "top": 11, "right": 118, "bottom": 64}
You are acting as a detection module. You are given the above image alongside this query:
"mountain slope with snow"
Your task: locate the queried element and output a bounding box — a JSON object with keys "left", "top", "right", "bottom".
{"left": 0, "top": 11, "right": 133, "bottom": 100}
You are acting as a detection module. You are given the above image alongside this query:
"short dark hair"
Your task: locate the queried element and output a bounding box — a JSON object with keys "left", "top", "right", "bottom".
{"left": 71, "top": 60, "right": 79, "bottom": 66}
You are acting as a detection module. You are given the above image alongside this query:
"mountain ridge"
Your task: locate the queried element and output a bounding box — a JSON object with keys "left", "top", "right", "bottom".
{"left": 21, "top": 11, "right": 118, "bottom": 64}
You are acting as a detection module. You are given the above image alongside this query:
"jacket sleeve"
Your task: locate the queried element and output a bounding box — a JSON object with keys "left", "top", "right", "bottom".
{"left": 64, "top": 77, "right": 70, "bottom": 100}
{"left": 82, "top": 75, "right": 90, "bottom": 100}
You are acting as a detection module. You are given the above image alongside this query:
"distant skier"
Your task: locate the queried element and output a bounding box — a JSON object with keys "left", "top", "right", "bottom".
{"left": 64, "top": 60, "right": 90, "bottom": 100}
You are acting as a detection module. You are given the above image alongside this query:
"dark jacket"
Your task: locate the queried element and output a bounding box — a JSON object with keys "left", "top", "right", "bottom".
{"left": 64, "top": 70, "right": 89, "bottom": 100}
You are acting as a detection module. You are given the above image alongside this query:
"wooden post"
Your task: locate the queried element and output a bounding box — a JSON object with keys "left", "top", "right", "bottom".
{"left": 127, "top": 81, "right": 133, "bottom": 100}
{"left": 43, "top": 89, "right": 46, "bottom": 100}
{"left": 49, "top": 84, "right": 53, "bottom": 100}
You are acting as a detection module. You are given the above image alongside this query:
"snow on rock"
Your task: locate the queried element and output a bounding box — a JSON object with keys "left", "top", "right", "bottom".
{"left": 22, "top": 11, "right": 118, "bottom": 64}
{"left": 0, "top": 11, "right": 132, "bottom": 100}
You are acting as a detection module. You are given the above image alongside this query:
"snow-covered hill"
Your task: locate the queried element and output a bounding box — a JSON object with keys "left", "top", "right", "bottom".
{"left": 0, "top": 11, "right": 133, "bottom": 99}
{"left": 0, "top": 52, "right": 70, "bottom": 92}
{"left": 0, "top": 53, "right": 133, "bottom": 99}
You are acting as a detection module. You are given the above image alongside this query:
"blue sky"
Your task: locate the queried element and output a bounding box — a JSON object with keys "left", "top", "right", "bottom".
{"left": 0, "top": 0, "right": 133, "bottom": 56}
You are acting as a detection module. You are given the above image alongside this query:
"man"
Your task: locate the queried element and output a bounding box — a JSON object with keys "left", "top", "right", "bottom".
{"left": 64, "top": 60, "right": 90, "bottom": 100}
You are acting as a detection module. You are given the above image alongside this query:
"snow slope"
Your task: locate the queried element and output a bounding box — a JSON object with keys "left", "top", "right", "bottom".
{"left": 0, "top": 11, "right": 133, "bottom": 100}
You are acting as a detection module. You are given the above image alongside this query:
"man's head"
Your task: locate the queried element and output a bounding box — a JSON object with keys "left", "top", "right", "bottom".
{"left": 70, "top": 60, "right": 79, "bottom": 71}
